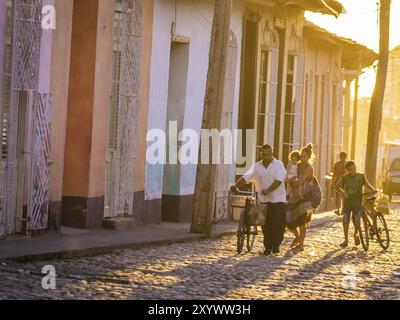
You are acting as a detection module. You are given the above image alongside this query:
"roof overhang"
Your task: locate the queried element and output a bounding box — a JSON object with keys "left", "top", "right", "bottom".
{"left": 271, "top": 0, "right": 345, "bottom": 17}
{"left": 304, "top": 21, "right": 378, "bottom": 69}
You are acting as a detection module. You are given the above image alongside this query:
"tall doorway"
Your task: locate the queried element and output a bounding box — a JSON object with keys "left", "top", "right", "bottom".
{"left": 104, "top": 0, "right": 143, "bottom": 220}
{"left": 237, "top": 16, "right": 258, "bottom": 176}
{"left": 0, "top": 0, "right": 52, "bottom": 236}
{"left": 161, "top": 40, "right": 190, "bottom": 222}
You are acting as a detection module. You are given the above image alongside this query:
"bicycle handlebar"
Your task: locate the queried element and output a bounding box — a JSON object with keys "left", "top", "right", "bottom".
{"left": 363, "top": 191, "right": 378, "bottom": 196}
{"left": 231, "top": 188, "right": 257, "bottom": 196}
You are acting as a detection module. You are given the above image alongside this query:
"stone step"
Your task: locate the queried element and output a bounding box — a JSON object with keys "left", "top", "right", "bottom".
{"left": 102, "top": 217, "right": 136, "bottom": 230}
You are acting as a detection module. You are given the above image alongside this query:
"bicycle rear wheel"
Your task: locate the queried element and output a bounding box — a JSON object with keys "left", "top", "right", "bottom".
{"left": 376, "top": 211, "right": 390, "bottom": 250}
{"left": 246, "top": 225, "right": 257, "bottom": 252}
{"left": 237, "top": 210, "right": 246, "bottom": 254}
{"left": 358, "top": 212, "right": 370, "bottom": 252}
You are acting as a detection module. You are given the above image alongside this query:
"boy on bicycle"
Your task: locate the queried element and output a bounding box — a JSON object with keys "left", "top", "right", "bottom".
{"left": 335, "top": 161, "right": 376, "bottom": 248}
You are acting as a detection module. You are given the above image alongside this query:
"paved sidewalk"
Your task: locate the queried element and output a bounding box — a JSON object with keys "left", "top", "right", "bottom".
{"left": 0, "top": 211, "right": 340, "bottom": 263}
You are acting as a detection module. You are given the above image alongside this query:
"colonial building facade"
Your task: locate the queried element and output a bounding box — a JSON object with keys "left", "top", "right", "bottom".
{"left": 0, "top": 0, "right": 154, "bottom": 236}
{"left": 0, "top": 0, "right": 377, "bottom": 238}
{"left": 0, "top": 0, "right": 54, "bottom": 236}
{"left": 302, "top": 21, "right": 376, "bottom": 210}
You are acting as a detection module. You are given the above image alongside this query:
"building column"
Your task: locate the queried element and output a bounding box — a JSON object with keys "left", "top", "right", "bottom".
{"left": 351, "top": 75, "right": 360, "bottom": 160}
{"left": 343, "top": 78, "right": 352, "bottom": 154}
{"left": 48, "top": 0, "right": 74, "bottom": 231}
{"left": 191, "top": 0, "right": 232, "bottom": 235}
{"left": 133, "top": 0, "right": 154, "bottom": 225}
{"left": 62, "top": 0, "right": 114, "bottom": 229}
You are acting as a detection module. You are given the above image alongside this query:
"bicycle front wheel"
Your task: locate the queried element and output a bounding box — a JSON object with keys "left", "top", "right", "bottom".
{"left": 358, "top": 212, "right": 370, "bottom": 252}
{"left": 237, "top": 210, "right": 246, "bottom": 254}
{"left": 376, "top": 211, "right": 390, "bottom": 250}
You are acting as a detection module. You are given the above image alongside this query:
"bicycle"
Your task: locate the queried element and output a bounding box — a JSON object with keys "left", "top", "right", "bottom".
{"left": 231, "top": 189, "right": 266, "bottom": 254}
{"left": 357, "top": 192, "right": 390, "bottom": 252}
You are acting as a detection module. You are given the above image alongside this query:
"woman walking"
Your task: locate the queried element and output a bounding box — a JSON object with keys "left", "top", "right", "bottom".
{"left": 287, "top": 144, "right": 315, "bottom": 252}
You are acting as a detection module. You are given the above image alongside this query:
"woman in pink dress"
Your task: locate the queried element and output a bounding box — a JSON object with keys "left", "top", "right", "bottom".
{"left": 287, "top": 144, "right": 315, "bottom": 252}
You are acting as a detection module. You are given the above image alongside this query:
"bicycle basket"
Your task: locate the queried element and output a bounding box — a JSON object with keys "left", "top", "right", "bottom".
{"left": 245, "top": 199, "right": 267, "bottom": 226}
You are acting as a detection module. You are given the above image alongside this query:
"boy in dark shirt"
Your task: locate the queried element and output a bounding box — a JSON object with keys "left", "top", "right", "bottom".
{"left": 335, "top": 161, "right": 376, "bottom": 248}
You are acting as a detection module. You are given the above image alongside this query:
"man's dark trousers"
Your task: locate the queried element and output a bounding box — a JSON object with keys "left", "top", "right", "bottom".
{"left": 262, "top": 202, "right": 287, "bottom": 252}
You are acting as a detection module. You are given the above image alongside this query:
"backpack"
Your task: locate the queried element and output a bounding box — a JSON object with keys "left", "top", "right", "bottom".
{"left": 303, "top": 177, "right": 323, "bottom": 210}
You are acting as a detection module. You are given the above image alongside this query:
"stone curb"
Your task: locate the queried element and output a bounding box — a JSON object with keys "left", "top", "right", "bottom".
{"left": 1, "top": 230, "right": 236, "bottom": 264}
{"left": 1, "top": 213, "right": 341, "bottom": 264}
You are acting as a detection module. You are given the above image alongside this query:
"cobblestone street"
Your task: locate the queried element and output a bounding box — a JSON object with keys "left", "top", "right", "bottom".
{"left": 1, "top": 204, "right": 400, "bottom": 300}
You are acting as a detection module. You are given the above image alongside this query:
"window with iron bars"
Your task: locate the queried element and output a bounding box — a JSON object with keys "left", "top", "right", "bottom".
{"left": 1, "top": 0, "right": 14, "bottom": 161}
{"left": 282, "top": 53, "right": 302, "bottom": 164}
{"left": 108, "top": 2, "right": 123, "bottom": 152}
{"left": 256, "top": 50, "right": 269, "bottom": 156}
{"left": 256, "top": 48, "right": 279, "bottom": 158}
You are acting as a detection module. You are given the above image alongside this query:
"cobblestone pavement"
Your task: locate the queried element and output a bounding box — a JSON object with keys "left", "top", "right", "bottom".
{"left": 1, "top": 204, "right": 400, "bottom": 300}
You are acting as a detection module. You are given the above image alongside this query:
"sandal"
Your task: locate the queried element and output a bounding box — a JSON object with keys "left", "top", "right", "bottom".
{"left": 354, "top": 236, "right": 361, "bottom": 246}
{"left": 340, "top": 241, "right": 348, "bottom": 248}
{"left": 290, "top": 238, "right": 300, "bottom": 248}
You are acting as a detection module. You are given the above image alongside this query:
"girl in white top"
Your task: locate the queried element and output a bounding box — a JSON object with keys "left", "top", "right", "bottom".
{"left": 286, "top": 150, "right": 301, "bottom": 197}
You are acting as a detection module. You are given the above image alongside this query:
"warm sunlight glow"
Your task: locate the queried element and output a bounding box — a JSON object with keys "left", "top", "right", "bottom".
{"left": 306, "top": 0, "right": 400, "bottom": 98}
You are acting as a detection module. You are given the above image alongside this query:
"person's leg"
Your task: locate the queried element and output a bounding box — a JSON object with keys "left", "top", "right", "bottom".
{"left": 297, "top": 229, "right": 305, "bottom": 252}
{"left": 298, "top": 222, "right": 306, "bottom": 251}
{"left": 288, "top": 211, "right": 306, "bottom": 251}
{"left": 341, "top": 206, "right": 351, "bottom": 247}
{"left": 271, "top": 203, "right": 287, "bottom": 253}
{"left": 335, "top": 194, "right": 341, "bottom": 215}
{"left": 268, "top": 206, "right": 278, "bottom": 253}
{"left": 352, "top": 206, "right": 362, "bottom": 245}
{"left": 290, "top": 228, "right": 300, "bottom": 248}
{"left": 262, "top": 226, "right": 268, "bottom": 253}
{"left": 287, "top": 214, "right": 300, "bottom": 247}
{"left": 263, "top": 203, "right": 273, "bottom": 255}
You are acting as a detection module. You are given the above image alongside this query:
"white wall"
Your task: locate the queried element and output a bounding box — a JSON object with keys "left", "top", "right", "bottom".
{"left": 146, "top": 0, "right": 243, "bottom": 201}
{"left": 303, "top": 37, "right": 344, "bottom": 190}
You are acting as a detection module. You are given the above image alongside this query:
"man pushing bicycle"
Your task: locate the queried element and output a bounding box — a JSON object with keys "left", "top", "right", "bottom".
{"left": 335, "top": 161, "right": 377, "bottom": 248}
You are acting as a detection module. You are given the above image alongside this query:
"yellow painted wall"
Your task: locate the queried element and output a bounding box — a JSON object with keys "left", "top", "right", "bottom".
{"left": 135, "top": 0, "right": 154, "bottom": 194}
{"left": 49, "top": 0, "right": 74, "bottom": 202}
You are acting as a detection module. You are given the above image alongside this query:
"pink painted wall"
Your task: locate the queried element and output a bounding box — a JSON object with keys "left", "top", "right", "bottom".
{"left": 23, "top": 0, "right": 55, "bottom": 205}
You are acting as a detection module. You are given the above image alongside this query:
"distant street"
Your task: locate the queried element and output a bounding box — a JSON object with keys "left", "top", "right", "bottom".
{"left": 1, "top": 203, "right": 400, "bottom": 300}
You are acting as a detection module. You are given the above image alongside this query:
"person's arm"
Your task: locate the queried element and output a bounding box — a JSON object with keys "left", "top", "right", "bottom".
{"left": 284, "top": 164, "right": 291, "bottom": 183}
{"left": 230, "top": 165, "right": 255, "bottom": 192}
{"left": 335, "top": 176, "right": 350, "bottom": 200}
{"left": 230, "top": 177, "right": 247, "bottom": 193}
{"left": 331, "top": 163, "right": 337, "bottom": 191}
{"left": 263, "top": 163, "right": 286, "bottom": 195}
{"left": 293, "top": 165, "right": 313, "bottom": 187}
{"left": 332, "top": 164, "right": 338, "bottom": 191}
{"left": 363, "top": 175, "right": 377, "bottom": 193}
{"left": 262, "top": 180, "right": 282, "bottom": 196}
{"left": 335, "top": 177, "right": 345, "bottom": 194}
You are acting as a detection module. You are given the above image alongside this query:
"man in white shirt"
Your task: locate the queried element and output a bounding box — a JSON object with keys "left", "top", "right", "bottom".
{"left": 231, "top": 144, "right": 287, "bottom": 256}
